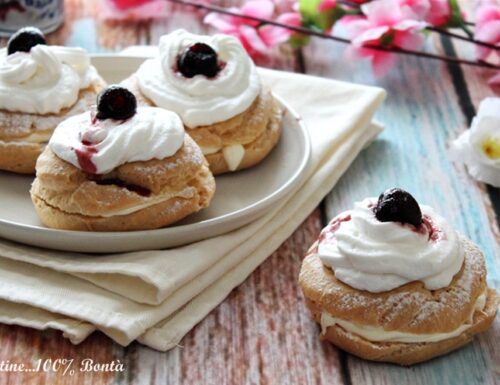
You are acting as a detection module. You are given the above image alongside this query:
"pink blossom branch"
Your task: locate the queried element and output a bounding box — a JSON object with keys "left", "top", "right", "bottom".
{"left": 332, "top": 0, "right": 497, "bottom": 50}
{"left": 426, "top": 26, "right": 499, "bottom": 50}
{"left": 163, "top": 0, "right": 500, "bottom": 70}
{"left": 336, "top": 0, "right": 366, "bottom": 7}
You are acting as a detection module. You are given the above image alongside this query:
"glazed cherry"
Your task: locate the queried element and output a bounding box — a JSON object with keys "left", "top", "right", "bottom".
{"left": 373, "top": 188, "right": 423, "bottom": 227}
{"left": 177, "top": 43, "right": 219, "bottom": 78}
{"left": 7, "top": 27, "right": 47, "bottom": 55}
{"left": 96, "top": 85, "right": 137, "bottom": 120}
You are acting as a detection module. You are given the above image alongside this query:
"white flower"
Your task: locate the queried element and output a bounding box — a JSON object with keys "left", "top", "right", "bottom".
{"left": 451, "top": 97, "right": 500, "bottom": 187}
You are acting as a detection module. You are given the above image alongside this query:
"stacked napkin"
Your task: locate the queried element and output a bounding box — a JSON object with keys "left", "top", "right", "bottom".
{"left": 0, "top": 68, "right": 385, "bottom": 351}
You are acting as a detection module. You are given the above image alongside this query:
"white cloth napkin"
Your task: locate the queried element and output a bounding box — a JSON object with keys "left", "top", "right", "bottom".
{"left": 0, "top": 68, "right": 385, "bottom": 350}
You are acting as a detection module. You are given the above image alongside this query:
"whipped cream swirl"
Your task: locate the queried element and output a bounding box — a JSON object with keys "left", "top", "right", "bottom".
{"left": 451, "top": 97, "right": 500, "bottom": 187}
{"left": 0, "top": 45, "right": 100, "bottom": 114}
{"left": 318, "top": 199, "right": 464, "bottom": 293}
{"left": 49, "top": 107, "right": 185, "bottom": 175}
{"left": 135, "top": 29, "right": 261, "bottom": 128}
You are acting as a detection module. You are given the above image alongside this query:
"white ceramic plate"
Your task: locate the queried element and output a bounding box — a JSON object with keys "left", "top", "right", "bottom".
{"left": 0, "top": 55, "right": 310, "bottom": 253}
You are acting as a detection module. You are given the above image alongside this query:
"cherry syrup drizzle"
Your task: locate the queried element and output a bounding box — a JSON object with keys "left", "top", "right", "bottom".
{"left": 369, "top": 198, "right": 444, "bottom": 241}
{"left": 74, "top": 141, "right": 97, "bottom": 175}
{"left": 70, "top": 111, "right": 100, "bottom": 174}
{"left": 317, "top": 210, "right": 445, "bottom": 248}
{"left": 414, "top": 215, "right": 445, "bottom": 242}
{"left": 74, "top": 111, "right": 128, "bottom": 175}
{"left": 94, "top": 178, "right": 151, "bottom": 197}
{"left": 72, "top": 112, "right": 151, "bottom": 197}
{"left": 318, "top": 214, "right": 351, "bottom": 245}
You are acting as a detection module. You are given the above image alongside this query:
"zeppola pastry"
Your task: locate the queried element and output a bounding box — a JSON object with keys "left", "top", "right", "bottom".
{"left": 0, "top": 27, "right": 105, "bottom": 174}
{"left": 30, "top": 86, "right": 215, "bottom": 231}
{"left": 299, "top": 188, "right": 499, "bottom": 365}
{"left": 123, "top": 29, "right": 282, "bottom": 174}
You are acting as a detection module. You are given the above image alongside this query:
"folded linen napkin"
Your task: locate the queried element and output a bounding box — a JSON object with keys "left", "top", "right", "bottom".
{"left": 0, "top": 68, "right": 385, "bottom": 350}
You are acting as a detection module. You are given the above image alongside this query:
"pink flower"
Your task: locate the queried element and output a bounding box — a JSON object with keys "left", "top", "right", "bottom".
{"left": 318, "top": 0, "right": 337, "bottom": 12}
{"left": 475, "top": 3, "right": 500, "bottom": 61}
{"left": 488, "top": 71, "right": 500, "bottom": 85}
{"left": 341, "top": 0, "right": 427, "bottom": 77}
{"left": 426, "top": 0, "right": 452, "bottom": 26}
{"left": 398, "top": 0, "right": 430, "bottom": 19}
{"left": 101, "top": 0, "right": 169, "bottom": 20}
{"left": 396, "top": 0, "right": 453, "bottom": 26}
{"left": 204, "top": 0, "right": 301, "bottom": 58}
{"left": 273, "top": 0, "right": 299, "bottom": 13}
{"left": 261, "top": 12, "right": 302, "bottom": 45}
{"left": 111, "top": 0, "right": 153, "bottom": 10}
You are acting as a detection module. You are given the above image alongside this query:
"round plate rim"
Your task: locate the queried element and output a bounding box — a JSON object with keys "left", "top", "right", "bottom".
{"left": 0, "top": 84, "right": 311, "bottom": 250}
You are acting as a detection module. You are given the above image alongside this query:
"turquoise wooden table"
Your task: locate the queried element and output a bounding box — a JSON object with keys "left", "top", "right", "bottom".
{"left": 0, "top": 1, "right": 498, "bottom": 384}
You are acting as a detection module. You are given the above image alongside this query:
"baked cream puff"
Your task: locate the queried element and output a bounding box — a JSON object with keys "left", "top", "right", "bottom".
{"left": 0, "top": 27, "right": 105, "bottom": 174}
{"left": 122, "top": 29, "right": 282, "bottom": 175}
{"left": 299, "top": 188, "right": 499, "bottom": 365}
{"left": 30, "top": 86, "right": 215, "bottom": 232}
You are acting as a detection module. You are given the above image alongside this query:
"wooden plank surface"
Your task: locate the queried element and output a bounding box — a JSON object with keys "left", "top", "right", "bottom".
{"left": 0, "top": 1, "right": 342, "bottom": 385}
{"left": 0, "top": 0, "right": 499, "bottom": 384}
{"left": 0, "top": 210, "right": 336, "bottom": 385}
{"left": 302, "top": 22, "right": 500, "bottom": 385}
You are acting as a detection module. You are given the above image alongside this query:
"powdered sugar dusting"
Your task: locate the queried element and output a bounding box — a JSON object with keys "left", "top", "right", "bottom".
{"left": 316, "top": 238, "right": 485, "bottom": 331}
{"left": 127, "top": 138, "right": 205, "bottom": 179}
{"left": 0, "top": 86, "right": 100, "bottom": 140}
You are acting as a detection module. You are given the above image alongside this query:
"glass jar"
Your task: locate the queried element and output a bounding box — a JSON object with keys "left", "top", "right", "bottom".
{"left": 0, "top": 0, "right": 64, "bottom": 37}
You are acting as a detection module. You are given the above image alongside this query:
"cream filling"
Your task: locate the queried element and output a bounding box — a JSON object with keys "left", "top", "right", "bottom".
{"left": 0, "top": 131, "right": 52, "bottom": 145}
{"left": 98, "top": 198, "right": 170, "bottom": 218}
{"left": 12, "top": 131, "right": 52, "bottom": 144}
{"left": 201, "top": 144, "right": 246, "bottom": 171}
{"left": 201, "top": 145, "right": 222, "bottom": 156}
{"left": 93, "top": 186, "right": 195, "bottom": 218}
{"left": 320, "top": 290, "right": 487, "bottom": 343}
{"left": 223, "top": 144, "right": 245, "bottom": 171}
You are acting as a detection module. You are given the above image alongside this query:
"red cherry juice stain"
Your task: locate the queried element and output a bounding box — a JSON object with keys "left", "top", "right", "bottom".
{"left": 74, "top": 115, "right": 103, "bottom": 174}
{"left": 126, "top": 184, "right": 151, "bottom": 197}
{"left": 318, "top": 213, "right": 351, "bottom": 245}
{"left": 90, "top": 112, "right": 98, "bottom": 125}
{"left": 74, "top": 144, "right": 97, "bottom": 175}
{"left": 399, "top": 214, "right": 445, "bottom": 242}
{"left": 417, "top": 215, "right": 445, "bottom": 242}
{"left": 95, "top": 178, "right": 151, "bottom": 197}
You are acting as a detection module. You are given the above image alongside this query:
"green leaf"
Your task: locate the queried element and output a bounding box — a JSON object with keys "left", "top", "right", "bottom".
{"left": 380, "top": 30, "right": 395, "bottom": 47}
{"left": 289, "top": 34, "right": 311, "bottom": 48}
{"left": 299, "top": 0, "right": 346, "bottom": 31}
{"left": 299, "top": 0, "right": 323, "bottom": 20}
{"left": 445, "top": 0, "right": 465, "bottom": 28}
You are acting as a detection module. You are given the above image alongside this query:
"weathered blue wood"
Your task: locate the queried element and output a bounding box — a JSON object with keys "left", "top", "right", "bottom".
{"left": 58, "top": 7, "right": 499, "bottom": 385}
{"left": 302, "top": 33, "right": 500, "bottom": 385}
{"left": 65, "top": 18, "right": 112, "bottom": 53}
{"left": 1, "top": 0, "right": 497, "bottom": 384}
{"left": 54, "top": 4, "right": 328, "bottom": 385}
